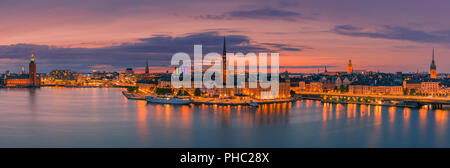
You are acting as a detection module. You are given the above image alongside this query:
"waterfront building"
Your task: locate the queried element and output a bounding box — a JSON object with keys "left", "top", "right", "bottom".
{"left": 430, "top": 48, "right": 437, "bottom": 79}
{"left": 29, "top": 52, "right": 39, "bottom": 87}
{"left": 5, "top": 52, "right": 40, "bottom": 87}
{"left": 349, "top": 84, "right": 371, "bottom": 95}
{"left": 136, "top": 79, "right": 158, "bottom": 92}
{"left": 309, "top": 82, "right": 323, "bottom": 92}
{"left": 403, "top": 80, "right": 421, "bottom": 90}
{"left": 370, "top": 85, "right": 403, "bottom": 95}
{"left": 347, "top": 59, "right": 353, "bottom": 74}
{"left": 278, "top": 72, "right": 291, "bottom": 98}
{"left": 5, "top": 75, "right": 31, "bottom": 87}
{"left": 421, "top": 81, "right": 439, "bottom": 94}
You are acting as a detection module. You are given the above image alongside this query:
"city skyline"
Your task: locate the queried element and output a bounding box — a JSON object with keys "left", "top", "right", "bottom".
{"left": 1, "top": 0, "right": 450, "bottom": 73}
{"left": 1, "top": 46, "right": 444, "bottom": 76}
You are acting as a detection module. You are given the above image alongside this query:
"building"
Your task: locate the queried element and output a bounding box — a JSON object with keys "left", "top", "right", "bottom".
{"left": 309, "top": 82, "right": 323, "bottom": 92}
{"left": 347, "top": 59, "right": 353, "bottom": 74}
{"left": 158, "top": 77, "right": 171, "bottom": 87}
{"left": 5, "top": 52, "right": 40, "bottom": 87}
{"left": 29, "top": 52, "right": 39, "bottom": 87}
{"left": 421, "top": 81, "right": 439, "bottom": 94}
{"left": 371, "top": 85, "right": 403, "bottom": 95}
{"left": 430, "top": 48, "right": 437, "bottom": 79}
{"left": 403, "top": 80, "right": 421, "bottom": 90}
{"left": 125, "top": 68, "right": 134, "bottom": 75}
{"left": 136, "top": 79, "right": 158, "bottom": 92}
{"left": 5, "top": 75, "right": 31, "bottom": 87}
{"left": 349, "top": 84, "right": 370, "bottom": 94}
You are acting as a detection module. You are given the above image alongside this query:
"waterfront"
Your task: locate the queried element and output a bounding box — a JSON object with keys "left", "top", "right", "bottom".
{"left": 0, "top": 87, "right": 449, "bottom": 147}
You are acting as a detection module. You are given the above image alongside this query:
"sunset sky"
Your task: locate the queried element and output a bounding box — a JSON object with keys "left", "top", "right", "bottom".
{"left": 0, "top": 0, "right": 449, "bottom": 73}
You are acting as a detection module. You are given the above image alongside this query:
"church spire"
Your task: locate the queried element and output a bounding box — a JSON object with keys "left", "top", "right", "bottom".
{"left": 223, "top": 36, "right": 226, "bottom": 56}
{"left": 430, "top": 48, "right": 436, "bottom": 69}
{"left": 430, "top": 48, "right": 437, "bottom": 79}
{"left": 432, "top": 48, "right": 435, "bottom": 64}
{"left": 145, "top": 57, "right": 149, "bottom": 74}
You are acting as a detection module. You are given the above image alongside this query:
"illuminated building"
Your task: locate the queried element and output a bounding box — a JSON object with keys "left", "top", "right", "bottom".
{"left": 370, "top": 85, "right": 403, "bottom": 95}
{"left": 349, "top": 84, "right": 370, "bottom": 94}
{"left": 136, "top": 79, "right": 158, "bottom": 92}
{"left": 5, "top": 52, "right": 40, "bottom": 87}
{"left": 420, "top": 81, "right": 439, "bottom": 94}
{"left": 5, "top": 75, "right": 31, "bottom": 87}
{"left": 29, "top": 52, "right": 38, "bottom": 87}
{"left": 347, "top": 59, "right": 353, "bottom": 74}
{"left": 430, "top": 48, "right": 437, "bottom": 79}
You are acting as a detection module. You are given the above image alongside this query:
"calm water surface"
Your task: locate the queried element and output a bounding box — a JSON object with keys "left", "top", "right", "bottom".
{"left": 0, "top": 87, "right": 449, "bottom": 147}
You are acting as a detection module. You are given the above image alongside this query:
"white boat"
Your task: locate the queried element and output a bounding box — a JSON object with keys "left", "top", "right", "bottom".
{"left": 145, "top": 96, "right": 192, "bottom": 105}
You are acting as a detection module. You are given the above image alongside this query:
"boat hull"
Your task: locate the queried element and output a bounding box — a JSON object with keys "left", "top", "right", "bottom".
{"left": 145, "top": 96, "right": 192, "bottom": 105}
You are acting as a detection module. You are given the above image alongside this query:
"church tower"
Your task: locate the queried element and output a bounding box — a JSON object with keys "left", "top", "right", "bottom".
{"left": 430, "top": 48, "right": 437, "bottom": 79}
{"left": 29, "top": 52, "right": 37, "bottom": 87}
{"left": 347, "top": 59, "right": 353, "bottom": 74}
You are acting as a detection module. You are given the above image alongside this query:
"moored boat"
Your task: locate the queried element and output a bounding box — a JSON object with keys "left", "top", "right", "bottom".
{"left": 145, "top": 96, "right": 192, "bottom": 105}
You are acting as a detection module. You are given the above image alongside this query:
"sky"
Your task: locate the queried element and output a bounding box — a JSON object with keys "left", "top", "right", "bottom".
{"left": 0, "top": 0, "right": 449, "bottom": 73}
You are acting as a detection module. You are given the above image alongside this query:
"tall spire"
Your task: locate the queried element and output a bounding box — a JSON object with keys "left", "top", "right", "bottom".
{"left": 145, "top": 57, "right": 149, "bottom": 74}
{"left": 432, "top": 48, "right": 435, "bottom": 64}
{"left": 223, "top": 36, "right": 226, "bottom": 56}
{"left": 30, "top": 52, "right": 35, "bottom": 63}
{"left": 430, "top": 48, "right": 437, "bottom": 79}
{"left": 430, "top": 48, "right": 436, "bottom": 69}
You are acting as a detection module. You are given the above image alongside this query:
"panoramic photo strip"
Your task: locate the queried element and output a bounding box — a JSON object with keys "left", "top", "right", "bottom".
{"left": 1, "top": 0, "right": 449, "bottom": 166}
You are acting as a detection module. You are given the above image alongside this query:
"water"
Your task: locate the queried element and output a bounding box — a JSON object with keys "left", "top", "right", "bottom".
{"left": 0, "top": 87, "right": 449, "bottom": 148}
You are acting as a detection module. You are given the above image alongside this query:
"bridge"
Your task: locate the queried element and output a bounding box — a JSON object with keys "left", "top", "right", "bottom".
{"left": 296, "top": 92, "right": 450, "bottom": 109}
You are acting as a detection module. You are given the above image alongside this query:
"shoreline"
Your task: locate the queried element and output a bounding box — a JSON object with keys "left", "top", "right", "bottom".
{"left": 122, "top": 90, "right": 295, "bottom": 105}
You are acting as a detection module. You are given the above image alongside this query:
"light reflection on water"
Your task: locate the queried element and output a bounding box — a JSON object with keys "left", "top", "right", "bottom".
{"left": 0, "top": 87, "right": 449, "bottom": 147}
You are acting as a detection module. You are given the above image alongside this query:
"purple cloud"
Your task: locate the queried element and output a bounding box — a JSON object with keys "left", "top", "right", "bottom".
{"left": 333, "top": 24, "right": 450, "bottom": 43}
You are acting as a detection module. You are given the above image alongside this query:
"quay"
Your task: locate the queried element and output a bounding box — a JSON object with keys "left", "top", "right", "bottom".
{"left": 298, "top": 92, "right": 450, "bottom": 109}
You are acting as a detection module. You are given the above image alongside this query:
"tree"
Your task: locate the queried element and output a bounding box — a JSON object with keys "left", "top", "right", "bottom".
{"left": 127, "top": 86, "right": 139, "bottom": 92}
{"left": 183, "top": 90, "right": 190, "bottom": 96}
{"left": 194, "top": 88, "right": 202, "bottom": 97}
{"left": 155, "top": 88, "right": 173, "bottom": 95}
{"left": 403, "top": 88, "right": 409, "bottom": 95}
{"left": 410, "top": 89, "right": 416, "bottom": 95}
